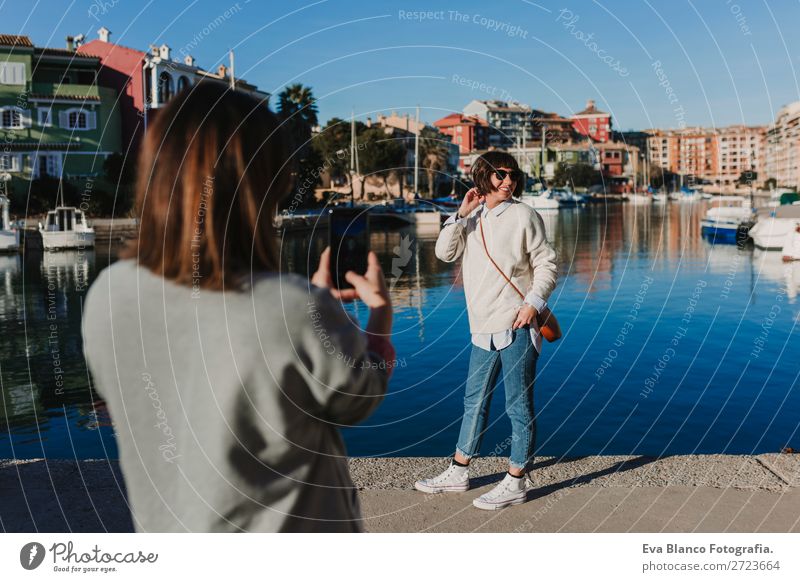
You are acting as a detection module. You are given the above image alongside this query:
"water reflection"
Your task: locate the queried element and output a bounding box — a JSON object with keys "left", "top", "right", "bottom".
{"left": 2, "top": 202, "right": 799, "bottom": 459}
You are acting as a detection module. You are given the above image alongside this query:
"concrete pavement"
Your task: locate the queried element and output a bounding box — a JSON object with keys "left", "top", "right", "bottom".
{"left": 1, "top": 455, "right": 798, "bottom": 532}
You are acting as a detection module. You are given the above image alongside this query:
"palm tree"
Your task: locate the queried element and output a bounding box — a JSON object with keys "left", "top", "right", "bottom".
{"left": 277, "top": 83, "right": 318, "bottom": 131}
{"left": 419, "top": 127, "right": 450, "bottom": 198}
{"left": 277, "top": 84, "right": 320, "bottom": 207}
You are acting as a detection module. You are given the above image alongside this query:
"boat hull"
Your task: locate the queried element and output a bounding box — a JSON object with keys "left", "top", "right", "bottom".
{"left": 521, "top": 196, "right": 559, "bottom": 210}
{"left": 749, "top": 218, "right": 796, "bottom": 250}
{"left": 0, "top": 230, "right": 19, "bottom": 252}
{"left": 40, "top": 231, "right": 95, "bottom": 250}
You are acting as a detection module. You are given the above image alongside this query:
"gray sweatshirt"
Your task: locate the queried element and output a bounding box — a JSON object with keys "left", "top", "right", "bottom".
{"left": 82, "top": 259, "right": 388, "bottom": 532}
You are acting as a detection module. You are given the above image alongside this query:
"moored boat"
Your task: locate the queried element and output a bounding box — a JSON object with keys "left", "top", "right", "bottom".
{"left": 0, "top": 195, "right": 20, "bottom": 252}
{"left": 39, "top": 206, "right": 95, "bottom": 251}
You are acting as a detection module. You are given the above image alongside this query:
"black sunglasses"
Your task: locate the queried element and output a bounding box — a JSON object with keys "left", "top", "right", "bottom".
{"left": 494, "top": 169, "right": 524, "bottom": 182}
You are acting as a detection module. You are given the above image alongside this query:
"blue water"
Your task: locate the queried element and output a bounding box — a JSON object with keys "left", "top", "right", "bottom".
{"left": 1, "top": 202, "right": 799, "bottom": 460}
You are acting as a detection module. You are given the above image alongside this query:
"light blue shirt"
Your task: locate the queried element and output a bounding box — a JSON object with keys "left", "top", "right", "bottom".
{"left": 445, "top": 200, "right": 547, "bottom": 353}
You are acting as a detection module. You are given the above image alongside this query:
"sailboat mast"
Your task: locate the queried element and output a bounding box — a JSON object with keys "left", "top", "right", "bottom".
{"left": 350, "top": 112, "right": 356, "bottom": 206}
{"left": 414, "top": 105, "right": 420, "bottom": 197}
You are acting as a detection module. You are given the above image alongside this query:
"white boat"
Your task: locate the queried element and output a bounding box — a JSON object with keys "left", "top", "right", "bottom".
{"left": 626, "top": 192, "right": 652, "bottom": 205}
{"left": 550, "top": 188, "right": 588, "bottom": 207}
{"left": 0, "top": 195, "right": 20, "bottom": 252}
{"left": 749, "top": 204, "right": 800, "bottom": 250}
{"left": 520, "top": 190, "right": 559, "bottom": 210}
{"left": 652, "top": 192, "right": 668, "bottom": 203}
{"left": 780, "top": 222, "right": 800, "bottom": 260}
{"left": 700, "top": 195, "right": 754, "bottom": 243}
{"left": 678, "top": 191, "right": 702, "bottom": 202}
{"left": 39, "top": 206, "right": 95, "bottom": 251}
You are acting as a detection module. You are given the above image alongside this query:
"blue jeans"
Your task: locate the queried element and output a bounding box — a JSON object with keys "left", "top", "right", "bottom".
{"left": 455, "top": 327, "right": 539, "bottom": 472}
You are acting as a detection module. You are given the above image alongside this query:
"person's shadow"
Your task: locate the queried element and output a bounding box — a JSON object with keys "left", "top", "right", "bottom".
{"left": 470, "top": 455, "right": 664, "bottom": 501}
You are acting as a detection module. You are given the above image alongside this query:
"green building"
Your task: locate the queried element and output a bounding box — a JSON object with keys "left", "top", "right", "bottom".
{"left": 0, "top": 34, "right": 121, "bottom": 209}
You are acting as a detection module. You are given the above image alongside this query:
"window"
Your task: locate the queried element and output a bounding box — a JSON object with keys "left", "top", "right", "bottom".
{"left": 1, "top": 106, "right": 32, "bottom": 129}
{"left": 38, "top": 107, "right": 52, "bottom": 127}
{"left": 59, "top": 108, "right": 96, "bottom": 130}
{"left": 177, "top": 76, "right": 190, "bottom": 92}
{"left": 0, "top": 154, "right": 21, "bottom": 171}
{"left": 158, "top": 71, "right": 174, "bottom": 103}
{"left": 34, "top": 154, "right": 62, "bottom": 178}
{"left": 0, "top": 62, "right": 25, "bottom": 85}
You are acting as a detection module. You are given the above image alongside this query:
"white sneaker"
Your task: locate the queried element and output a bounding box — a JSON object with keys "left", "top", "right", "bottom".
{"left": 472, "top": 473, "right": 528, "bottom": 510}
{"left": 414, "top": 463, "right": 469, "bottom": 493}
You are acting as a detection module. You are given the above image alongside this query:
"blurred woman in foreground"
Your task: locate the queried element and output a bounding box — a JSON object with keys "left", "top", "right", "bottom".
{"left": 83, "top": 82, "right": 394, "bottom": 532}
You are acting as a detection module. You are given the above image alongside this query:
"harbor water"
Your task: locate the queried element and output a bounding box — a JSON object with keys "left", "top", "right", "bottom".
{"left": 1, "top": 201, "right": 799, "bottom": 461}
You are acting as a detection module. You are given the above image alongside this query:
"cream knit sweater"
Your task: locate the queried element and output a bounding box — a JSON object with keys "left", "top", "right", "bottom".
{"left": 435, "top": 200, "right": 558, "bottom": 334}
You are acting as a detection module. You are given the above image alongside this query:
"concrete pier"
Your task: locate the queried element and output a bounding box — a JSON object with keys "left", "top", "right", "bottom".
{"left": 1, "top": 455, "right": 798, "bottom": 532}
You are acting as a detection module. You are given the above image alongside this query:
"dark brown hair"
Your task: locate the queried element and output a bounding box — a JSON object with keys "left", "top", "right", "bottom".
{"left": 471, "top": 150, "right": 525, "bottom": 197}
{"left": 123, "top": 81, "right": 292, "bottom": 290}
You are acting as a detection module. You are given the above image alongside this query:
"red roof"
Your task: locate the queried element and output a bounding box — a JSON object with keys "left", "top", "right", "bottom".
{"left": 574, "top": 99, "right": 609, "bottom": 117}
{"left": 433, "top": 113, "right": 488, "bottom": 128}
{"left": 0, "top": 34, "right": 33, "bottom": 48}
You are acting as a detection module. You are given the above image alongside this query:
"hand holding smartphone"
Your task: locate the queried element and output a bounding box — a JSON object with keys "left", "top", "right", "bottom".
{"left": 328, "top": 207, "right": 370, "bottom": 289}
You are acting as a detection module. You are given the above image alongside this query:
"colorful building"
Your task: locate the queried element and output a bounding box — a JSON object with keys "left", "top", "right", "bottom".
{"left": 571, "top": 99, "right": 611, "bottom": 143}
{"left": 77, "top": 27, "right": 269, "bottom": 156}
{"left": 432, "top": 113, "right": 489, "bottom": 155}
{"left": 0, "top": 34, "right": 121, "bottom": 196}
{"left": 765, "top": 101, "right": 800, "bottom": 189}
{"left": 462, "top": 99, "right": 534, "bottom": 148}
{"left": 646, "top": 125, "right": 765, "bottom": 189}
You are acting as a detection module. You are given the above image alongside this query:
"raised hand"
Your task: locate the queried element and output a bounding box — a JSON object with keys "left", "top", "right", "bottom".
{"left": 457, "top": 187, "right": 484, "bottom": 218}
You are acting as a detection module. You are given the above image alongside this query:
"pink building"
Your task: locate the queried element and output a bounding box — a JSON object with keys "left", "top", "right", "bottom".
{"left": 77, "top": 27, "right": 268, "bottom": 155}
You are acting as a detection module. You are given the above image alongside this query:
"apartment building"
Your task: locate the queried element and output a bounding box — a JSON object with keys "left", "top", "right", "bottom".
{"left": 646, "top": 125, "right": 765, "bottom": 188}
{"left": 765, "top": 101, "right": 800, "bottom": 189}
{"left": 0, "top": 34, "right": 121, "bottom": 194}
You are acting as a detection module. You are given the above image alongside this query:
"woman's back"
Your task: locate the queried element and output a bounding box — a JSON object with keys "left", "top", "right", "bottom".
{"left": 83, "top": 259, "right": 385, "bottom": 532}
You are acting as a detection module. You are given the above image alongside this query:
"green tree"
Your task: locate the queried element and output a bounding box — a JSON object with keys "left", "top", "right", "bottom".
{"left": 277, "top": 83, "right": 318, "bottom": 154}
{"left": 357, "top": 127, "right": 407, "bottom": 200}
{"left": 312, "top": 117, "right": 366, "bottom": 197}
{"left": 277, "top": 84, "right": 320, "bottom": 207}
{"left": 552, "top": 162, "right": 601, "bottom": 188}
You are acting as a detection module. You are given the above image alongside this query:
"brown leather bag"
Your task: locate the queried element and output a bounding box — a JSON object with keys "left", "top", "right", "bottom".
{"left": 478, "top": 213, "right": 562, "bottom": 342}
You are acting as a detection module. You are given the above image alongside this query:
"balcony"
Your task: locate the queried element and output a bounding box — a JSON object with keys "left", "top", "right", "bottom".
{"left": 29, "top": 83, "right": 101, "bottom": 100}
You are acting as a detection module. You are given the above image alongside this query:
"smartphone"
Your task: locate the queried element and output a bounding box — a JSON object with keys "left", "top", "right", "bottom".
{"left": 328, "top": 208, "right": 370, "bottom": 289}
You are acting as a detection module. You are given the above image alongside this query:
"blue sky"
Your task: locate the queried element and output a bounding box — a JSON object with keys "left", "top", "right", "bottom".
{"left": 3, "top": 0, "right": 800, "bottom": 130}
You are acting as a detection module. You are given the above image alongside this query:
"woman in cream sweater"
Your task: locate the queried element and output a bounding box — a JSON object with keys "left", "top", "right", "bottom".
{"left": 414, "top": 151, "right": 558, "bottom": 510}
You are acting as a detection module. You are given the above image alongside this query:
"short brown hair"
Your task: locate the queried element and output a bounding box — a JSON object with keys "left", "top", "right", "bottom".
{"left": 471, "top": 150, "right": 525, "bottom": 197}
{"left": 123, "top": 81, "right": 292, "bottom": 290}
